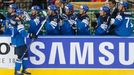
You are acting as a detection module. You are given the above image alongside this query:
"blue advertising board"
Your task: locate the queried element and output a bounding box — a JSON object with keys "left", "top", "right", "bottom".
{"left": 27, "top": 36, "right": 134, "bottom": 68}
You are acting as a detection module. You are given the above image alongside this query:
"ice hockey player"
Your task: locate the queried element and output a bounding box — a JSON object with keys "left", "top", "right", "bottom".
{"left": 95, "top": 6, "right": 110, "bottom": 35}
{"left": 10, "top": 9, "right": 31, "bottom": 75}
{"left": 55, "top": 0, "right": 66, "bottom": 34}
{"left": 110, "top": 1, "right": 133, "bottom": 36}
{"left": 61, "top": 3, "right": 76, "bottom": 35}
{"left": 3, "top": 4, "right": 17, "bottom": 35}
{"left": 28, "top": 5, "right": 45, "bottom": 39}
{"left": 76, "top": 4, "right": 90, "bottom": 35}
{"left": 45, "top": 4, "right": 60, "bottom": 35}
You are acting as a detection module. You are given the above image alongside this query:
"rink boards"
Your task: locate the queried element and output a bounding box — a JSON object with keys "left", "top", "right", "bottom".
{"left": 1, "top": 36, "right": 134, "bottom": 75}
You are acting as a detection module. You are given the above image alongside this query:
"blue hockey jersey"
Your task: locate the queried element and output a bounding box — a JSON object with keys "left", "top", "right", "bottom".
{"left": 45, "top": 15, "right": 60, "bottom": 35}
{"left": 76, "top": 14, "right": 90, "bottom": 35}
{"left": 113, "top": 12, "right": 133, "bottom": 36}
{"left": 3, "top": 13, "right": 16, "bottom": 35}
{"left": 28, "top": 15, "right": 45, "bottom": 35}
{"left": 95, "top": 16, "right": 109, "bottom": 35}
{"left": 11, "top": 22, "right": 28, "bottom": 47}
{"left": 61, "top": 14, "right": 76, "bottom": 35}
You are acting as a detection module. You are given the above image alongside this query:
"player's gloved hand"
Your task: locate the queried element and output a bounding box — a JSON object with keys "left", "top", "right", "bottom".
{"left": 100, "top": 24, "right": 108, "bottom": 31}
{"left": 42, "top": 10, "right": 47, "bottom": 17}
{"left": 68, "top": 19, "right": 76, "bottom": 26}
{"left": 24, "top": 11, "right": 31, "bottom": 21}
{"left": 29, "top": 33, "right": 38, "bottom": 39}
{"left": 60, "top": 14, "right": 68, "bottom": 20}
{"left": 34, "top": 18, "right": 40, "bottom": 25}
{"left": 50, "top": 21, "right": 57, "bottom": 29}
{"left": 110, "top": 18, "right": 115, "bottom": 25}
{"left": 82, "top": 19, "right": 89, "bottom": 27}
{"left": 116, "top": 15, "right": 122, "bottom": 21}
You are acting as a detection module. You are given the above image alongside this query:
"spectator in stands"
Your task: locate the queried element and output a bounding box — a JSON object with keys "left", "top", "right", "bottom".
{"left": 108, "top": 0, "right": 119, "bottom": 18}
{"left": 55, "top": 0, "right": 66, "bottom": 15}
{"left": 32, "top": 0, "right": 46, "bottom": 9}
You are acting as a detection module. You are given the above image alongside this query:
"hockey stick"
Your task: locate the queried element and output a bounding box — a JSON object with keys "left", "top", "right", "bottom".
{"left": 106, "top": 4, "right": 118, "bottom": 33}
{"left": 106, "top": 16, "right": 111, "bottom": 33}
{"left": 36, "top": 16, "right": 48, "bottom": 35}
{"left": 20, "top": 16, "right": 48, "bottom": 60}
